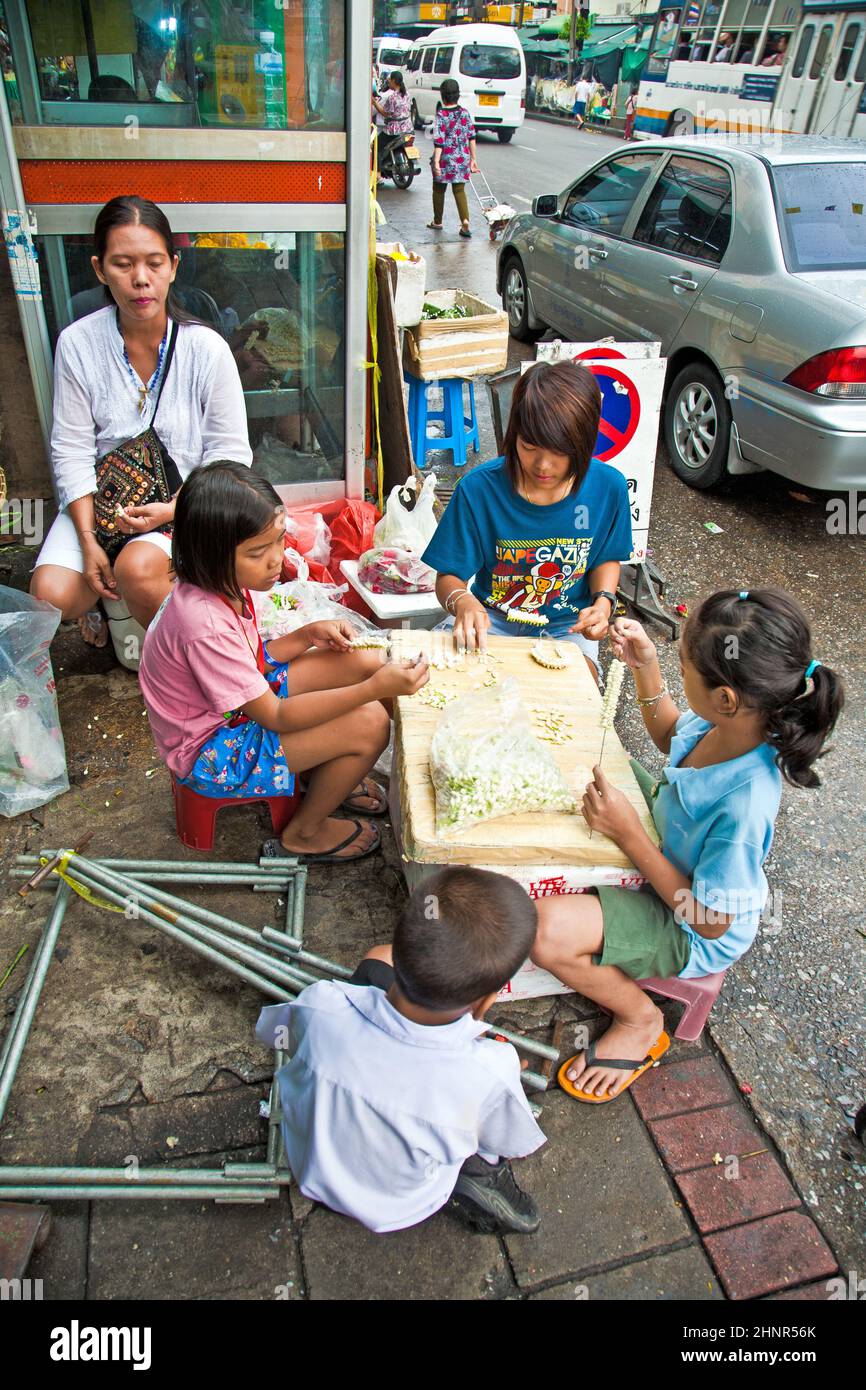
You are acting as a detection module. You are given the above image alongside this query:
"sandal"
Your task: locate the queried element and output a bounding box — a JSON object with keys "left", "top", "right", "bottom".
{"left": 299, "top": 776, "right": 388, "bottom": 817}
{"left": 557, "top": 1031, "right": 670, "bottom": 1104}
{"left": 427, "top": 221, "right": 443, "bottom": 229}
{"left": 459, "top": 224, "right": 472, "bottom": 239}
{"left": 262, "top": 819, "right": 381, "bottom": 866}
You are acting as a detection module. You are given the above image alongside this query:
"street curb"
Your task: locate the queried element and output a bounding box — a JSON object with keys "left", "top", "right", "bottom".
{"left": 526, "top": 110, "right": 626, "bottom": 137}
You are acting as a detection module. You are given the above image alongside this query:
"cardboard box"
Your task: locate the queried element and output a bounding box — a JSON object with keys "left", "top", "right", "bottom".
{"left": 404, "top": 289, "right": 508, "bottom": 380}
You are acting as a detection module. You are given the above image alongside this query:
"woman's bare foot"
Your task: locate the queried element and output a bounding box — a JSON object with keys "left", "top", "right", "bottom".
{"left": 565, "top": 1002, "right": 664, "bottom": 1099}
{"left": 341, "top": 778, "right": 387, "bottom": 815}
{"left": 78, "top": 609, "right": 108, "bottom": 648}
{"left": 279, "top": 815, "right": 379, "bottom": 860}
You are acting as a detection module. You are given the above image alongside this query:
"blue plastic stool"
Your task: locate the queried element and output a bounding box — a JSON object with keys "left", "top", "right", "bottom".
{"left": 405, "top": 374, "right": 480, "bottom": 469}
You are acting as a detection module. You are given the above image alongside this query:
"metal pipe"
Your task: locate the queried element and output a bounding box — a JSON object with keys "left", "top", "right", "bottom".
{"left": 56, "top": 861, "right": 290, "bottom": 1001}
{"left": 520, "top": 1069, "right": 549, "bottom": 1093}
{"left": 259, "top": 930, "right": 353, "bottom": 979}
{"left": 11, "top": 868, "right": 291, "bottom": 891}
{"left": 104, "top": 875, "right": 286, "bottom": 952}
{"left": 0, "top": 1164, "right": 281, "bottom": 1185}
{"left": 0, "top": 885, "right": 71, "bottom": 1125}
{"left": 67, "top": 859, "right": 312, "bottom": 993}
{"left": 0, "top": 1185, "right": 278, "bottom": 1201}
{"left": 19, "top": 854, "right": 293, "bottom": 875}
{"left": 291, "top": 865, "right": 307, "bottom": 945}
{"left": 482, "top": 1023, "right": 560, "bottom": 1063}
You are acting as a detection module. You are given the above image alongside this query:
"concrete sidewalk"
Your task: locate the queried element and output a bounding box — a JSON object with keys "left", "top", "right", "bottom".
{"left": 0, "top": 574, "right": 842, "bottom": 1300}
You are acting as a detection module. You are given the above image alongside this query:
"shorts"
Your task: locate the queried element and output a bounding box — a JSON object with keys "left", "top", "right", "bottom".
{"left": 572, "top": 100, "right": 586, "bottom": 116}
{"left": 176, "top": 662, "right": 296, "bottom": 799}
{"left": 593, "top": 757, "right": 691, "bottom": 979}
{"left": 349, "top": 958, "right": 396, "bottom": 991}
{"left": 434, "top": 609, "right": 599, "bottom": 670}
{"left": 35, "top": 507, "right": 173, "bottom": 574}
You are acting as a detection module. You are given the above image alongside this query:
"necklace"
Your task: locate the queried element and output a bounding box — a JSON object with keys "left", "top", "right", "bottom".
{"left": 518, "top": 473, "right": 573, "bottom": 507}
{"left": 117, "top": 313, "right": 168, "bottom": 416}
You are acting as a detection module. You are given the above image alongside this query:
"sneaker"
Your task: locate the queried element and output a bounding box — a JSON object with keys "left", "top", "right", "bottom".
{"left": 449, "top": 1155, "right": 540, "bottom": 1235}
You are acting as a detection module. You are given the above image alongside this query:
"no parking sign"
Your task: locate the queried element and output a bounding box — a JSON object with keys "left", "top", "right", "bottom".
{"left": 527, "top": 340, "right": 666, "bottom": 563}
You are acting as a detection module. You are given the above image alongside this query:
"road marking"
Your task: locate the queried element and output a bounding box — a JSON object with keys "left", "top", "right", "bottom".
{"left": 519, "top": 146, "right": 538, "bottom": 152}
{"left": 511, "top": 194, "right": 531, "bottom": 204}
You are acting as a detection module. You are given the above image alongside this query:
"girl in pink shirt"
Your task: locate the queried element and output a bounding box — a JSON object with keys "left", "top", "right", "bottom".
{"left": 140, "top": 463, "right": 429, "bottom": 864}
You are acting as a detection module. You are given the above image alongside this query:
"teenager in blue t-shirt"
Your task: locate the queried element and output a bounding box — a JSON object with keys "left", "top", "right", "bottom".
{"left": 422, "top": 361, "right": 633, "bottom": 681}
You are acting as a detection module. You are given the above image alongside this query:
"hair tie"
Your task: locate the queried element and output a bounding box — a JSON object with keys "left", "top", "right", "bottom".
{"left": 804, "top": 660, "right": 821, "bottom": 681}
{"left": 738, "top": 591, "right": 749, "bottom": 600}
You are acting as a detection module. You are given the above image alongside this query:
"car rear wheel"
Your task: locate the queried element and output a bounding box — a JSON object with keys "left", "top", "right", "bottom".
{"left": 502, "top": 258, "right": 544, "bottom": 343}
{"left": 664, "top": 363, "right": 731, "bottom": 489}
{"left": 497, "top": 128, "right": 515, "bottom": 143}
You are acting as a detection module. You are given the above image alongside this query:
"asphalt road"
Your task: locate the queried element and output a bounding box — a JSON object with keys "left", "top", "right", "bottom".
{"left": 377, "top": 119, "right": 866, "bottom": 1272}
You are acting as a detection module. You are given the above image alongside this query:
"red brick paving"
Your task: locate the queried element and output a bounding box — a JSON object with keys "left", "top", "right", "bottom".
{"left": 703, "top": 1211, "right": 837, "bottom": 1300}
{"left": 632, "top": 1056, "right": 735, "bottom": 1121}
{"left": 674, "top": 1150, "right": 801, "bottom": 1233}
{"left": 647, "top": 1103, "right": 764, "bottom": 1174}
{"left": 768, "top": 1281, "right": 836, "bottom": 1300}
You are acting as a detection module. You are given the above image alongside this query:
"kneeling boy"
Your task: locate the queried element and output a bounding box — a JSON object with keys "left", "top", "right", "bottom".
{"left": 256, "top": 867, "right": 546, "bottom": 1234}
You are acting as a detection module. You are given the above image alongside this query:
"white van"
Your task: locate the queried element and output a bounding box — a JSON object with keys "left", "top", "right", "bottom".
{"left": 405, "top": 24, "right": 526, "bottom": 143}
{"left": 372, "top": 35, "right": 415, "bottom": 80}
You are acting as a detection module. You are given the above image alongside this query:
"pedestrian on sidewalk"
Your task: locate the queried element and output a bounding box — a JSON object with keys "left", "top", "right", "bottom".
{"left": 256, "top": 867, "right": 546, "bottom": 1234}
{"left": 429, "top": 78, "right": 479, "bottom": 238}
{"left": 532, "top": 589, "right": 844, "bottom": 1105}
{"left": 571, "top": 74, "right": 592, "bottom": 128}
{"left": 624, "top": 85, "right": 638, "bottom": 140}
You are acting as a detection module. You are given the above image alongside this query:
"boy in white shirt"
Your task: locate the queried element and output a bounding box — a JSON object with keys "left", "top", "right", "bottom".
{"left": 256, "top": 867, "right": 546, "bottom": 1234}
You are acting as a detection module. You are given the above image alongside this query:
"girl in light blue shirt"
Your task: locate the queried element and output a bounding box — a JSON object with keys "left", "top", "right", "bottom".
{"left": 532, "top": 587, "right": 844, "bottom": 1105}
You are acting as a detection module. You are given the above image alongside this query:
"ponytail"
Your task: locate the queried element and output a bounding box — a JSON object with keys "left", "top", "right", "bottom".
{"left": 685, "top": 588, "right": 845, "bottom": 788}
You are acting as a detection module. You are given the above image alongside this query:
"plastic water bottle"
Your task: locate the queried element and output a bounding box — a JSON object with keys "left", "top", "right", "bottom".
{"left": 258, "top": 31, "right": 285, "bottom": 130}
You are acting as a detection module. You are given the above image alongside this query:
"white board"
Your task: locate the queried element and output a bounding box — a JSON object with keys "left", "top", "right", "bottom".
{"left": 524, "top": 341, "right": 666, "bottom": 563}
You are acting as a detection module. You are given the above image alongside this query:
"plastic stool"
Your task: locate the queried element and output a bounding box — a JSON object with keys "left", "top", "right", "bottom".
{"left": 170, "top": 774, "right": 301, "bottom": 852}
{"left": 405, "top": 374, "right": 480, "bottom": 469}
{"left": 637, "top": 970, "right": 727, "bottom": 1042}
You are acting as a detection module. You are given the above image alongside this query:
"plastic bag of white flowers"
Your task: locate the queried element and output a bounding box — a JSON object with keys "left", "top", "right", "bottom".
{"left": 430, "top": 676, "right": 576, "bottom": 837}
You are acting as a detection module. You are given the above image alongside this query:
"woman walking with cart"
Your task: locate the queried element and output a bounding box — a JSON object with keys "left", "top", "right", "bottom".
{"left": 428, "top": 78, "right": 479, "bottom": 239}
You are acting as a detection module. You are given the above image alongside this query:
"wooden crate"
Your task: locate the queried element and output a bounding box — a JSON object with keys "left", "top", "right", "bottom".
{"left": 393, "top": 632, "right": 658, "bottom": 868}
{"left": 403, "top": 290, "right": 508, "bottom": 380}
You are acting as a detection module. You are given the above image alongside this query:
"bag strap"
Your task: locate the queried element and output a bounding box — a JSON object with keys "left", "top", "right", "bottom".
{"left": 149, "top": 320, "right": 179, "bottom": 430}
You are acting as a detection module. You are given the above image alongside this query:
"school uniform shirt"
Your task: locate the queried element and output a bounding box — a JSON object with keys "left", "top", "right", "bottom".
{"left": 652, "top": 711, "right": 783, "bottom": 978}
{"left": 256, "top": 982, "right": 546, "bottom": 1234}
{"left": 422, "top": 455, "right": 633, "bottom": 637}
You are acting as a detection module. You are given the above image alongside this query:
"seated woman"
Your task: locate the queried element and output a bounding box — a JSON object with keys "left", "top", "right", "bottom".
{"left": 422, "top": 361, "right": 633, "bottom": 683}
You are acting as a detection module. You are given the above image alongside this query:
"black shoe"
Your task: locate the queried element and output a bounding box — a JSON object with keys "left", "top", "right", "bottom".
{"left": 449, "top": 1156, "right": 540, "bottom": 1235}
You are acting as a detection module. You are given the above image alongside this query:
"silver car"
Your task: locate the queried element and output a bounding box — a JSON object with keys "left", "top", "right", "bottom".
{"left": 497, "top": 135, "right": 866, "bottom": 490}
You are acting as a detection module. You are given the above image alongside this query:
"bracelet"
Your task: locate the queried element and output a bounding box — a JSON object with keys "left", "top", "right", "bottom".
{"left": 445, "top": 587, "right": 471, "bottom": 616}
{"left": 636, "top": 682, "right": 668, "bottom": 708}
{"left": 79, "top": 528, "right": 97, "bottom": 537}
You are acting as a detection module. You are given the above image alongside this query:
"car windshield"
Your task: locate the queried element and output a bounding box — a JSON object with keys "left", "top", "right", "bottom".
{"left": 459, "top": 45, "right": 521, "bottom": 79}
{"left": 772, "top": 163, "right": 866, "bottom": 272}
{"left": 380, "top": 48, "right": 408, "bottom": 66}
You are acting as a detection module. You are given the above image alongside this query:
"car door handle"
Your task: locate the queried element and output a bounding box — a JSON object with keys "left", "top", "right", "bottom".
{"left": 588, "top": 244, "right": 608, "bottom": 260}
{"left": 669, "top": 274, "right": 698, "bottom": 290}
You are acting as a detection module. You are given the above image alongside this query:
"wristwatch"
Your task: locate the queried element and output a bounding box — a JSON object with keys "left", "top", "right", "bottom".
{"left": 591, "top": 590, "right": 618, "bottom": 619}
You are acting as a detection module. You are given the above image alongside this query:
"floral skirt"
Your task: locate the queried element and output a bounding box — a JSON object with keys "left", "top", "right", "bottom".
{"left": 177, "top": 663, "right": 295, "bottom": 799}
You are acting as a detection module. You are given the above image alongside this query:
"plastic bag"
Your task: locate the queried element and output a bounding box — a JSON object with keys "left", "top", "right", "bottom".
{"left": 307, "top": 513, "right": 332, "bottom": 568}
{"left": 0, "top": 586, "right": 68, "bottom": 817}
{"left": 329, "top": 498, "right": 379, "bottom": 567}
{"left": 357, "top": 546, "right": 436, "bottom": 594}
{"left": 373, "top": 472, "right": 438, "bottom": 554}
{"left": 429, "top": 677, "right": 576, "bottom": 837}
{"left": 255, "top": 552, "right": 381, "bottom": 641}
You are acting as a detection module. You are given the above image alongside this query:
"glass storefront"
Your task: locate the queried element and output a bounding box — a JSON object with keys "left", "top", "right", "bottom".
{"left": 36, "top": 228, "right": 346, "bottom": 484}
{"left": 14, "top": 0, "right": 345, "bottom": 128}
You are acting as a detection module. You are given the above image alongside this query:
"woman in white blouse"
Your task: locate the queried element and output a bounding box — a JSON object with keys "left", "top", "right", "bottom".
{"left": 31, "top": 195, "right": 251, "bottom": 644}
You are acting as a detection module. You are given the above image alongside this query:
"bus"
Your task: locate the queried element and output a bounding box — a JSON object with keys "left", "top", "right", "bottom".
{"left": 634, "top": 1, "right": 866, "bottom": 139}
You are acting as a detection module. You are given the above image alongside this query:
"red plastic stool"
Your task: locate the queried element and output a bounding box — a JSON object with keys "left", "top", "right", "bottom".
{"left": 636, "top": 971, "right": 727, "bottom": 1042}
{"left": 170, "top": 775, "right": 301, "bottom": 852}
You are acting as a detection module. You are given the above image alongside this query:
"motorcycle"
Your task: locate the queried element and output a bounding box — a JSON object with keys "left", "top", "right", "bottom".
{"left": 378, "top": 132, "right": 421, "bottom": 191}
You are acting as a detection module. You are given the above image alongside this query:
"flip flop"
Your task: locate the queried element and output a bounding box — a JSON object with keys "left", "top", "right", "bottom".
{"left": 427, "top": 221, "right": 443, "bottom": 229}
{"left": 557, "top": 1031, "right": 670, "bottom": 1104}
{"left": 298, "top": 776, "right": 388, "bottom": 816}
{"left": 261, "top": 819, "right": 381, "bottom": 866}
{"left": 459, "top": 226, "right": 472, "bottom": 239}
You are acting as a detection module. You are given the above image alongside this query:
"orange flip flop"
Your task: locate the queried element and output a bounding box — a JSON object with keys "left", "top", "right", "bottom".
{"left": 557, "top": 1031, "right": 670, "bottom": 1104}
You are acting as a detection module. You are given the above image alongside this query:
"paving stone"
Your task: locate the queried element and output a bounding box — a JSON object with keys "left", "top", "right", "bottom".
{"left": 88, "top": 1192, "right": 299, "bottom": 1300}
{"left": 648, "top": 1103, "right": 765, "bottom": 1174}
{"left": 704, "top": 1212, "right": 838, "bottom": 1300}
{"left": 26, "top": 1202, "right": 89, "bottom": 1301}
{"left": 767, "top": 1280, "right": 836, "bottom": 1300}
{"left": 529, "top": 1245, "right": 723, "bottom": 1301}
{"left": 503, "top": 1091, "right": 690, "bottom": 1288}
{"left": 675, "top": 1150, "right": 801, "bottom": 1233}
{"left": 301, "top": 1204, "right": 509, "bottom": 1300}
{"left": 77, "top": 1085, "right": 268, "bottom": 1167}
{"left": 632, "top": 1057, "right": 735, "bottom": 1121}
